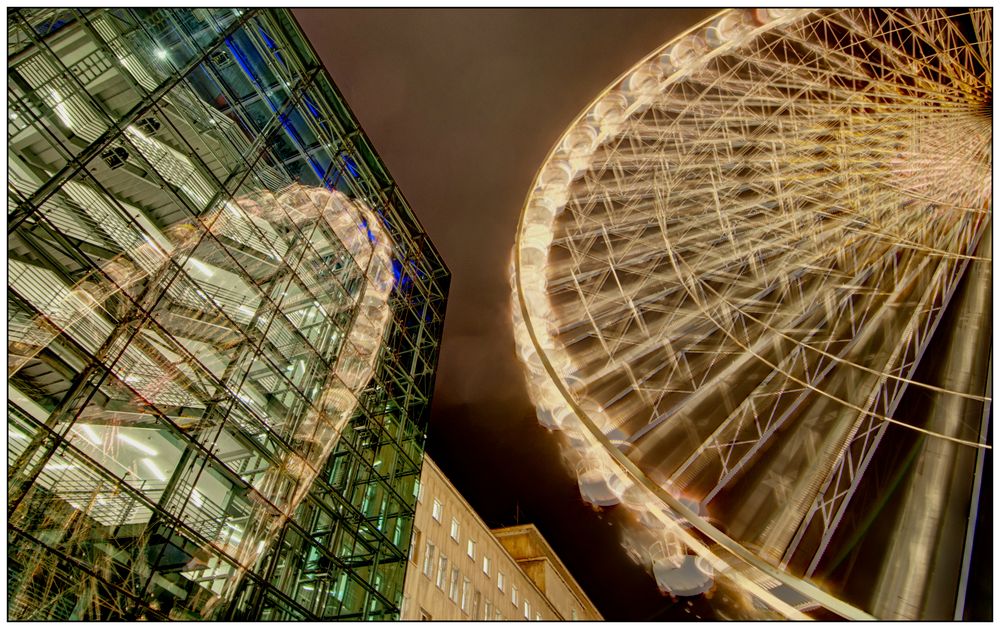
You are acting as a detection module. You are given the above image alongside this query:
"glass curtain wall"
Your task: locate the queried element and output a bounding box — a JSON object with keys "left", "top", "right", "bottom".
{"left": 8, "top": 8, "right": 448, "bottom": 621}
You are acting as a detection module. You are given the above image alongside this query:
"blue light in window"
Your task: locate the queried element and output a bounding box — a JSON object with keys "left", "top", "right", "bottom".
{"left": 375, "top": 208, "right": 391, "bottom": 228}
{"left": 258, "top": 26, "right": 277, "bottom": 50}
{"left": 409, "top": 259, "right": 426, "bottom": 279}
{"left": 224, "top": 37, "right": 256, "bottom": 86}
{"left": 360, "top": 218, "right": 376, "bottom": 244}
{"left": 257, "top": 25, "right": 287, "bottom": 67}
{"left": 227, "top": 36, "right": 324, "bottom": 182}
{"left": 307, "top": 157, "right": 325, "bottom": 181}
{"left": 343, "top": 155, "right": 360, "bottom": 178}
{"left": 35, "top": 16, "right": 70, "bottom": 37}
{"left": 304, "top": 97, "right": 321, "bottom": 119}
{"left": 391, "top": 259, "right": 413, "bottom": 290}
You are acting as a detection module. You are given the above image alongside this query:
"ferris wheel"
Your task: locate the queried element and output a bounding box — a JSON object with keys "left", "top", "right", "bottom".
{"left": 512, "top": 8, "right": 991, "bottom": 619}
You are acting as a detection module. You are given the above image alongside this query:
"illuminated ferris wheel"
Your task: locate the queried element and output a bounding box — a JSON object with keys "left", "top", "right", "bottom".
{"left": 512, "top": 8, "right": 991, "bottom": 619}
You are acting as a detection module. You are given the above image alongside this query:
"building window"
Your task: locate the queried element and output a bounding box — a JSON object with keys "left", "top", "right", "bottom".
{"left": 449, "top": 568, "right": 460, "bottom": 602}
{"left": 461, "top": 577, "right": 471, "bottom": 611}
{"left": 467, "top": 538, "right": 476, "bottom": 560}
{"left": 450, "top": 517, "right": 460, "bottom": 541}
{"left": 482, "top": 555, "right": 491, "bottom": 576}
{"left": 100, "top": 145, "right": 129, "bottom": 169}
{"left": 472, "top": 590, "right": 481, "bottom": 618}
{"left": 536, "top": 612, "right": 542, "bottom": 621}
{"left": 409, "top": 528, "right": 421, "bottom": 564}
{"left": 414, "top": 478, "right": 422, "bottom": 502}
{"left": 484, "top": 599, "right": 493, "bottom": 621}
{"left": 523, "top": 601, "right": 530, "bottom": 619}
{"left": 571, "top": 609, "right": 578, "bottom": 621}
{"left": 422, "top": 542, "right": 435, "bottom": 578}
{"left": 495, "top": 610, "right": 503, "bottom": 621}
{"left": 512, "top": 585, "right": 518, "bottom": 606}
{"left": 432, "top": 498, "right": 443, "bottom": 522}
{"left": 497, "top": 571, "right": 505, "bottom": 593}
{"left": 394, "top": 516, "right": 404, "bottom": 546}
{"left": 436, "top": 555, "right": 448, "bottom": 589}
{"left": 135, "top": 116, "right": 161, "bottom": 135}
{"left": 419, "top": 609, "right": 432, "bottom": 621}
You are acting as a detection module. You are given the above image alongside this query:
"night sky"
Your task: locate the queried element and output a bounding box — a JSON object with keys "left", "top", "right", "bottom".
{"left": 294, "top": 9, "right": 715, "bottom": 619}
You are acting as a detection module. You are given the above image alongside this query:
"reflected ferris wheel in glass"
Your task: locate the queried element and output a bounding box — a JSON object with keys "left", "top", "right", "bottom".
{"left": 512, "top": 8, "right": 991, "bottom": 619}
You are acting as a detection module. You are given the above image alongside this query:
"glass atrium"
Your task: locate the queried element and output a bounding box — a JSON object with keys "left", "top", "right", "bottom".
{"left": 7, "top": 8, "right": 449, "bottom": 620}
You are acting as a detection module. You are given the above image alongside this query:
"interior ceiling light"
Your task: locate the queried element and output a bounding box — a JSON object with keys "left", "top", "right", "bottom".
{"left": 118, "top": 433, "right": 158, "bottom": 456}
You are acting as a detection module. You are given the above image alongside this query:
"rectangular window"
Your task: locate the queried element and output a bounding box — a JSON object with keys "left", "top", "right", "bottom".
{"left": 437, "top": 555, "right": 448, "bottom": 589}
{"left": 394, "top": 517, "right": 404, "bottom": 546}
{"left": 420, "top": 609, "right": 432, "bottom": 621}
{"left": 472, "top": 590, "right": 481, "bottom": 618}
{"left": 484, "top": 599, "right": 492, "bottom": 621}
{"left": 461, "top": 577, "right": 471, "bottom": 611}
{"left": 414, "top": 478, "right": 421, "bottom": 502}
{"left": 523, "top": 601, "right": 530, "bottom": 619}
{"left": 536, "top": 612, "right": 542, "bottom": 621}
{"left": 432, "top": 498, "right": 443, "bottom": 522}
{"left": 450, "top": 517, "right": 460, "bottom": 541}
{"left": 496, "top": 610, "right": 503, "bottom": 621}
{"left": 512, "top": 585, "right": 518, "bottom": 606}
{"left": 449, "top": 567, "right": 460, "bottom": 602}
{"left": 497, "top": 571, "right": 505, "bottom": 593}
{"left": 467, "top": 538, "right": 476, "bottom": 560}
{"left": 409, "top": 528, "right": 421, "bottom": 564}
{"left": 482, "top": 555, "right": 491, "bottom": 576}
{"left": 571, "top": 609, "right": 578, "bottom": 621}
{"left": 422, "top": 542, "right": 435, "bottom": 577}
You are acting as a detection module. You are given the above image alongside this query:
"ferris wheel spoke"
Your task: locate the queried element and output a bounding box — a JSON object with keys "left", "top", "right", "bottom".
{"left": 513, "top": 7, "right": 991, "bottom": 618}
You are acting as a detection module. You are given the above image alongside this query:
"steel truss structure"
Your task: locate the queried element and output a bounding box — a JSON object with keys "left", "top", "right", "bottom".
{"left": 8, "top": 8, "right": 448, "bottom": 621}
{"left": 512, "top": 8, "right": 990, "bottom": 620}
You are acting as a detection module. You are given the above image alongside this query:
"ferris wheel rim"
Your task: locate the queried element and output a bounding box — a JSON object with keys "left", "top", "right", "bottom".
{"left": 514, "top": 234, "right": 877, "bottom": 620}
{"left": 512, "top": 7, "right": 991, "bottom": 618}
{"left": 514, "top": 6, "right": 992, "bottom": 441}
{"left": 514, "top": 11, "right": 874, "bottom": 616}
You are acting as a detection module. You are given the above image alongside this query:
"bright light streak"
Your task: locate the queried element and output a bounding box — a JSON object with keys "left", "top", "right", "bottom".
{"left": 50, "top": 90, "right": 72, "bottom": 128}
{"left": 141, "top": 458, "right": 167, "bottom": 481}
{"left": 118, "top": 433, "right": 158, "bottom": 456}
{"left": 142, "top": 234, "right": 163, "bottom": 254}
{"left": 77, "top": 424, "right": 102, "bottom": 446}
{"left": 186, "top": 257, "right": 215, "bottom": 277}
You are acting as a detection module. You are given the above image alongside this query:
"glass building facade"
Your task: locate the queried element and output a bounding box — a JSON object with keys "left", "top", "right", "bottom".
{"left": 8, "top": 8, "right": 448, "bottom": 621}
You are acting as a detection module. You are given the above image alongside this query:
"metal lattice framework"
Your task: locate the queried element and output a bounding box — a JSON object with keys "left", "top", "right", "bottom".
{"left": 8, "top": 8, "right": 449, "bottom": 621}
{"left": 513, "top": 8, "right": 991, "bottom": 619}
{"left": 9, "top": 184, "right": 394, "bottom": 617}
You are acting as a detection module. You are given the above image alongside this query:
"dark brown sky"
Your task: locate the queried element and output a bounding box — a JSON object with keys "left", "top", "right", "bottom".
{"left": 294, "top": 8, "right": 715, "bottom": 619}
